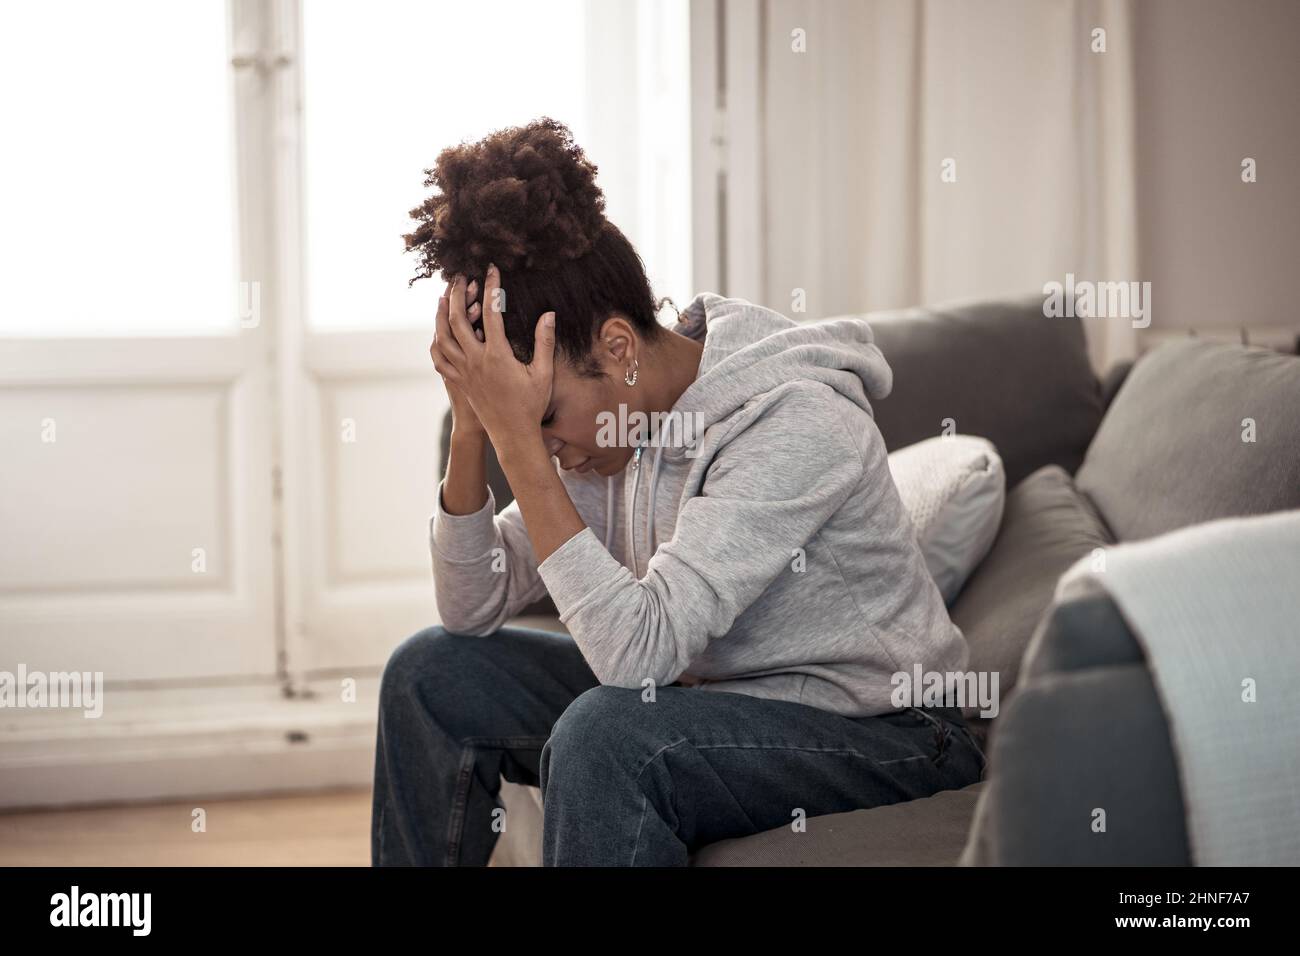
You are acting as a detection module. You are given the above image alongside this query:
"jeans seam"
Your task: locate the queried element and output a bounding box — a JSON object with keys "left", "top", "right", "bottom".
{"left": 460, "top": 734, "right": 553, "bottom": 748}
{"left": 445, "top": 745, "right": 477, "bottom": 866}
{"left": 631, "top": 793, "right": 650, "bottom": 866}
{"left": 445, "top": 735, "right": 551, "bottom": 866}
{"left": 634, "top": 740, "right": 941, "bottom": 780}
{"left": 877, "top": 754, "right": 930, "bottom": 766}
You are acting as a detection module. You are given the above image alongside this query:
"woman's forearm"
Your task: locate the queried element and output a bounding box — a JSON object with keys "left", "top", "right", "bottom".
{"left": 441, "top": 428, "right": 490, "bottom": 515}
{"left": 495, "top": 430, "right": 587, "bottom": 564}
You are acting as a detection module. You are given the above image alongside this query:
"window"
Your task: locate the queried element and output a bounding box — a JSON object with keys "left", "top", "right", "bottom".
{"left": 0, "top": 1, "right": 239, "bottom": 337}
{"left": 0, "top": 0, "right": 694, "bottom": 687}
{"left": 300, "top": 0, "right": 691, "bottom": 332}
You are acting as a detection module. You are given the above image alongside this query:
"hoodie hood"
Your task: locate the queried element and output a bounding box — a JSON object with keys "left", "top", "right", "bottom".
{"left": 605, "top": 292, "right": 895, "bottom": 563}
{"left": 662, "top": 291, "right": 893, "bottom": 462}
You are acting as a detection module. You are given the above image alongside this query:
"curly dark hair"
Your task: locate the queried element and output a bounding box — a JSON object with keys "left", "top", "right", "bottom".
{"left": 404, "top": 116, "right": 666, "bottom": 377}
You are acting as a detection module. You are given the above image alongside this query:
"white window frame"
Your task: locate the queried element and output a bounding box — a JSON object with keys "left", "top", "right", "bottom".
{"left": 1, "top": 0, "right": 710, "bottom": 809}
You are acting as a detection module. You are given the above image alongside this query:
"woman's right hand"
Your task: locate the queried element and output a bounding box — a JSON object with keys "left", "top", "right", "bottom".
{"left": 433, "top": 275, "right": 487, "bottom": 437}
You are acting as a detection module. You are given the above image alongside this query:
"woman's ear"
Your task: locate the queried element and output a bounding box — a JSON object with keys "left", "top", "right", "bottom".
{"left": 598, "top": 316, "right": 636, "bottom": 365}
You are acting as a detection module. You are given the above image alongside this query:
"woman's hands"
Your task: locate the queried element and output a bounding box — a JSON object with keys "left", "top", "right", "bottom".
{"left": 430, "top": 263, "right": 556, "bottom": 453}
{"left": 431, "top": 265, "right": 584, "bottom": 565}
{"left": 432, "top": 276, "right": 485, "bottom": 438}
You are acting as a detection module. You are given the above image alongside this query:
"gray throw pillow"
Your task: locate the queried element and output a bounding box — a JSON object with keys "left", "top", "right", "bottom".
{"left": 1076, "top": 339, "right": 1300, "bottom": 542}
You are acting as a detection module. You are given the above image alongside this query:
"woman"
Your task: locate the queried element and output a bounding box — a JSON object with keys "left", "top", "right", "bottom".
{"left": 371, "top": 117, "right": 985, "bottom": 866}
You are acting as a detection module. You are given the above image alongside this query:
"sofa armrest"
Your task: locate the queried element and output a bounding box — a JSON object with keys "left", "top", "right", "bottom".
{"left": 1019, "top": 573, "right": 1145, "bottom": 680}
{"left": 961, "top": 583, "right": 1190, "bottom": 865}
{"left": 962, "top": 666, "right": 1190, "bottom": 865}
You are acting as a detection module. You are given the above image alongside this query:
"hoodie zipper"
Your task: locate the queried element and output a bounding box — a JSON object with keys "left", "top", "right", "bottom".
{"left": 627, "top": 444, "right": 645, "bottom": 573}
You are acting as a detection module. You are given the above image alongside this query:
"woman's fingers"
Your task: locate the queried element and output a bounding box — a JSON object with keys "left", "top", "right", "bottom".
{"left": 467, "top": 301, "right": 485, "bottom": 341}
{"left": 481, "top": 263, "right": 508, "bottom": 350}
{"left": 435, "top": 284, "right": 470, "bottom": 365}
{"left": 447, "top": 274, "right": 482, "bottom": 351}
{"left": 428, "top": 335, "right": 464, "bottom": 385}
{"left": 453, "top": 277, "right": 483, "bottom": 339}
{"left": 430, "top": 275, "right": 484, "bottom": 379}
{"left": 463, "top": 280, "right": 483, "bottom": 341}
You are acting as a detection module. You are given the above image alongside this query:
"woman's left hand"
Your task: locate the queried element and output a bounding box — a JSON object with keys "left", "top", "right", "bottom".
{"left": 434, "top": 263, "right": 556, "bottom": 451}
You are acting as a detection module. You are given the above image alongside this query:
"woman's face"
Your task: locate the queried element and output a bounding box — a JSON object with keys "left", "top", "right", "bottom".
{"left": 540, "top": 321, "right": 642, "bottom": 477}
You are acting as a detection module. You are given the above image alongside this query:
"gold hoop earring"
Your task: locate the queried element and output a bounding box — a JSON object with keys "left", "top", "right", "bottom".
{"left": 624, "top": 359, "right": 639, "bottom": 387}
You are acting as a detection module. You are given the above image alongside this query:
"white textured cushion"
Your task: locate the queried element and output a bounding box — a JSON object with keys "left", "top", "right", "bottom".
{"left": 887, "top": 435, "right": 1006, "bottom": 603}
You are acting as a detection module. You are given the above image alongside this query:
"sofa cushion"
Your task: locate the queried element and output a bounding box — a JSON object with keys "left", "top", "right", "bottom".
{"left": 947, "top": 465, "right": 1113, "bottom": 727}
{"left": 1076, "top": 339, "right": 1300, "bottom": 542}
{"left": 690, "top": 782, "right": 986, "bottom": 866}
{"left": 864, "top": 295, "right": 1104, "bottom": 487}
{"left": 887, "top": 435, "right": 1006, "bottom": 603}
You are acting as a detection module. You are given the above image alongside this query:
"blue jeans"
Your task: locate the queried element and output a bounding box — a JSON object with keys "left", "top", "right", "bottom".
{"left": 371, "top": 624, "right": 987, "bottom": 866}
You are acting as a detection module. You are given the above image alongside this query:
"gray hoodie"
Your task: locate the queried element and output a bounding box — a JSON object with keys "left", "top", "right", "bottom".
{"left": 429, "top": 292, "right": 968, "bottom": 717}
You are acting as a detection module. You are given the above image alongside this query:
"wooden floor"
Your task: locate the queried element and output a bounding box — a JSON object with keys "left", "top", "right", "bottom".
{"left": 0, "top": 788, "right": 373, "bottom": 867}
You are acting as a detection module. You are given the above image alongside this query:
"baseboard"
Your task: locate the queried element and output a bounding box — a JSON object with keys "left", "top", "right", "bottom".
{"left": 0, "top": 678, "right": 380, "bottom": 811}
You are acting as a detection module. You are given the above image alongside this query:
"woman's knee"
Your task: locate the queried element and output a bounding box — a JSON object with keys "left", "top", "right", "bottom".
{"left": 378, "top": 624, "right": 480, "bottom": 714}
{"left": 381, "top": 623, "right": 450, "bottom": 684}
{"left": 542, "top": 685, "right": 656, "bottom": 772}
{"left": 378, "top": 625, "right": 511, "bottom": 730}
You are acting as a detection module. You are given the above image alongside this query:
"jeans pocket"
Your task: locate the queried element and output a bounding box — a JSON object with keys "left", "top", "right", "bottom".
{"left": 953, "top": 723, "right": 989, "bottom": 778}
{"left": 926, "top": 710, "right": 988, "bottom": 780}
{"left": 905, "top": 707, "right": 953, "bottom": 766}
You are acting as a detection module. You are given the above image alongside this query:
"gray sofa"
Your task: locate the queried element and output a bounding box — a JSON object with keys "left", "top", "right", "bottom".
{"left": 434, "top": 294, "right": 1300, "bottom": 866}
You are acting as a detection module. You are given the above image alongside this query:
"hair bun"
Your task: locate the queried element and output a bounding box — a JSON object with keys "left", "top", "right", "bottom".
{"left": 405, "top": 116, "right": 607, "bottom": 283}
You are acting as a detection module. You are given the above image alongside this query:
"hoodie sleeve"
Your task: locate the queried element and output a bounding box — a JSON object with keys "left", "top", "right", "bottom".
{"left": 536, "top": 383, "right": 867, "bottom": 687}
{"left": 428, "top": 480, "right": 550, "bottom": 635}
